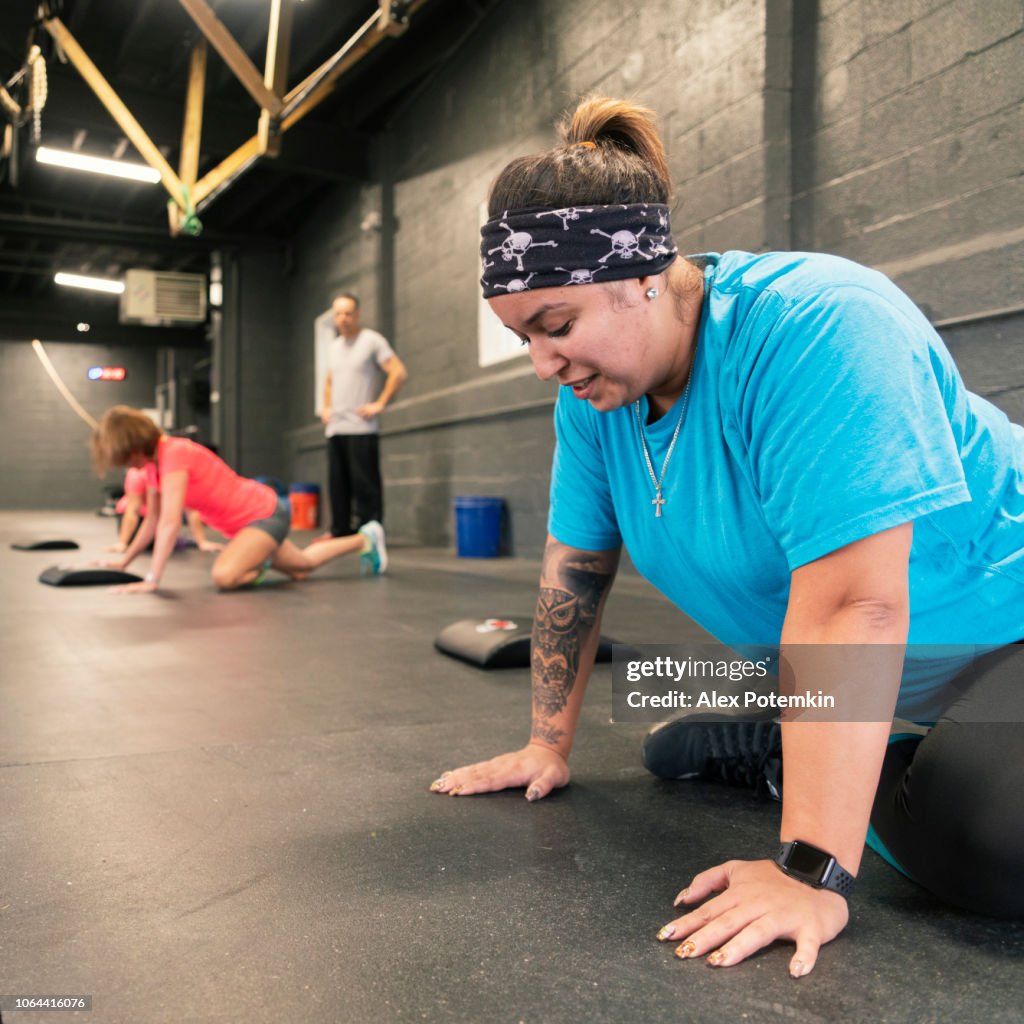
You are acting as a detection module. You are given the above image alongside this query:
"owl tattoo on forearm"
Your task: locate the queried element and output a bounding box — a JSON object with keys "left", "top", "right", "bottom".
{"left": 530, "top": 546, "right": 615, "bottom": 741}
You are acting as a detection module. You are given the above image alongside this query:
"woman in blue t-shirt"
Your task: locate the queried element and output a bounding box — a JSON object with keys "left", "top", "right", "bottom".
{"left": 429, "top": 95, "right": 1024, "bottom": 975}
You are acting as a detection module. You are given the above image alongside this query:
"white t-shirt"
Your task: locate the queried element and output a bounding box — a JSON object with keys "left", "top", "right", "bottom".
{"left": 325, "top": 328, "right": 396, "bottom": 437}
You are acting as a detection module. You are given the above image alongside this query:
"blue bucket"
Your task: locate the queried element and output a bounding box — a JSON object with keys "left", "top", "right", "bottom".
{"left": 254, "top": 476, "right": 288, "bottom": 497}
{"left": 454, "top": 496, "right": 504, "bottom": 557}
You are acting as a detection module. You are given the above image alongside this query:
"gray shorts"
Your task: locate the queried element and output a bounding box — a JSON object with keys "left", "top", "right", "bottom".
{"left": 245, "top": 497, "right": 291, "bottom": 545}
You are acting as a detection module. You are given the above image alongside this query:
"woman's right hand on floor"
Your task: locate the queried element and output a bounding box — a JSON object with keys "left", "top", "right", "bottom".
{"left": 430, "top": 743, "right": 570, "bottom": 801}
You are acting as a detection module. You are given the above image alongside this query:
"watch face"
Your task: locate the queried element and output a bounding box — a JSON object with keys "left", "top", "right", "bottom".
{"left": 785, "top": 841, "right": 833, "bottom": 884}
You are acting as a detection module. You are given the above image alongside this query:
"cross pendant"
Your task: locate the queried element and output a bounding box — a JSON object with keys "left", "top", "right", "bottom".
{"left": 652, "top": 490, "right": 666, "bottom": 517}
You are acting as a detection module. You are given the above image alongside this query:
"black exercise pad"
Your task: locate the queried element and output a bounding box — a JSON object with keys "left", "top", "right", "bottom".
{"left": 11, "top": 538, "right": 80, "bottom": 551}
{"left": 38, "top": 566, "right": 144, "bottom": 587}
{"left": 434, "top": 615, "right": 618, "bottom": 669}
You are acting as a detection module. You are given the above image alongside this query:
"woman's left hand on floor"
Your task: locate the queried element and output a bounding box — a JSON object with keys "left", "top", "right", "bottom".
{"left": 111, "top": 580, "right": 159, "bottom": 595}
{"left": 657, "top": 858, "right": 849, "bottom": 977}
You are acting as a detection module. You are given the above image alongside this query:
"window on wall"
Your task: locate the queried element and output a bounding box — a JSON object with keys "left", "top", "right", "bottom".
{"left": 313, "top": 308, "right": 335, "bottom": 417}
{"left": 478, "top": 292, "right": 523, "bottom": 367}
{"left": 478, "top": 202, "right": 528, "bottom": 368}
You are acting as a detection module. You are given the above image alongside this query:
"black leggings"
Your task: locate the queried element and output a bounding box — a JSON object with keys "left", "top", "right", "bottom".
{"left": 870, "top": 644, "right": 1024, "bottom": 917}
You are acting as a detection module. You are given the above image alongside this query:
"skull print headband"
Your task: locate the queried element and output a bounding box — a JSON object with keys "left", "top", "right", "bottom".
{"left": 479, "top": 202, "right": 677, "bottom": 298}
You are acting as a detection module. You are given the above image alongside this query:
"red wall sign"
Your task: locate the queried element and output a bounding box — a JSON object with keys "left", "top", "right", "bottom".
{"left": 87, "top": 366, "right": 127, "bottom": 381}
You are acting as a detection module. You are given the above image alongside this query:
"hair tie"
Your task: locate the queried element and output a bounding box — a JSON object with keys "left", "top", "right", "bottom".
{"left": 573, "top": 140, "right": 597, "bottom": 150}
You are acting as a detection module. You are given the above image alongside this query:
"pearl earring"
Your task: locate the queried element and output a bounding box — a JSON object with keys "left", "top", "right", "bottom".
{"left": 645, "top": 287, "right": 659, "bottom": 300}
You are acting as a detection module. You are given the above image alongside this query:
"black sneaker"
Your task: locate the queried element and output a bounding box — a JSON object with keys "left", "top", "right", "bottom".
{"left": 641, "top": 719, "right": 783, "bottom": 800}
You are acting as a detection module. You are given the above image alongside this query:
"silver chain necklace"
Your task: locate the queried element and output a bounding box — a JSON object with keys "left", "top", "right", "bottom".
{"left": 633, "top": 360, "right": 695, "bottom": 518}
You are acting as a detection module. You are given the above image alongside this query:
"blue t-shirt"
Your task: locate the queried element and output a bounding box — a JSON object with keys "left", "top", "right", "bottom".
{"left": 548, "top": 251, "right": 1024, "bottom": 714}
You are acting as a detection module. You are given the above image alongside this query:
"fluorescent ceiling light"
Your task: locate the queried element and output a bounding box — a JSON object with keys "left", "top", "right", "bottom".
{"left": 36, "top": 145, "right": 161, "bottom": 184}
{"left": 55, "top": 272, "right": 125, "bottom": 294}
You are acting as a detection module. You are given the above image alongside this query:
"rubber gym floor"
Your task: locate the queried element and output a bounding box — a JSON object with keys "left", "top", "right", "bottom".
{"left": 2, "top": 511, "right": 1021, "bottom": 1024}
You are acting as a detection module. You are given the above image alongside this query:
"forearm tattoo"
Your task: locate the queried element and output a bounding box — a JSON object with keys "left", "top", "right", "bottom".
{"left": 530, "top": 541, "right": 616, "bottom": 745}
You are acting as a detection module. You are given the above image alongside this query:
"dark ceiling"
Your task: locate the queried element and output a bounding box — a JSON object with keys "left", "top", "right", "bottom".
{"left": 0, "top": 0, "right": 493, "bottom": 341}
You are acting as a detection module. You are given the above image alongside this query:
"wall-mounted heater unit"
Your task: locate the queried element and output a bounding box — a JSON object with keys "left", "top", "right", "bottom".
{"left": 119, "top": 269, "right": 207, "bottom": 326}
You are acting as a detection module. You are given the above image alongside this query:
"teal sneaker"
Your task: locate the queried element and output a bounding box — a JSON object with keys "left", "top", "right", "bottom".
{"left": 358, "top": 520, "right": 388, "bottom": 575}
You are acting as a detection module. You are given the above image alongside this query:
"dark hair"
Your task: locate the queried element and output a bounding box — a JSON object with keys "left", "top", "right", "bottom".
{"left": 91, "top": 405, "right": 162, "bottom": 474}
{"left": 487, "top": 95, "right": 672, "bottom": 216}
{"left": 333, "top": 292, "right": 360, "bottom": 309}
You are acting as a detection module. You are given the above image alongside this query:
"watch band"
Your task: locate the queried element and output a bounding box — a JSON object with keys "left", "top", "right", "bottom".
{"left": 775, "top": 840, "right": 856, "bottom": 898}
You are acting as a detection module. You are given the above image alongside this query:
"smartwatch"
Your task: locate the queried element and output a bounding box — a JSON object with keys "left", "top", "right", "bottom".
{"left": 774, "top": 840, "right": 856, "bottom": 898}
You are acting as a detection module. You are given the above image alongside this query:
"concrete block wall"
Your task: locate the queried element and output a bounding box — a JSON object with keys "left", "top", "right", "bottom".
{"left": 385, "top": 407, "right": 556, "bottom": 553}
{"left": 213, "top": 248, "right": 293, "bottom": 481}
{"left": 940, "top": 312, "right": 1024, "bottom": 425}
{"left": 370, "top": 0, "right": 785, "bottom": 555}
{"left": 793, "top": 0, "right": 1024, "bottom": 318}
{"left": 273, "top": 0, "right": 1022, "bottom": 555}
{"left": 667, "top": 0, "right": 793, "bottom": 253}
{"left": 0, "top": 340, "right": 157, "bottom": 509}
{"left": 236, "top": 250, "right": 291, "bottom": 480}
{"left": 2, "top": 3, "right": 1017, "bottom": 532}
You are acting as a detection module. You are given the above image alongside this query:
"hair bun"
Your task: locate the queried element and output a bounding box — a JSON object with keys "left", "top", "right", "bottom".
{"left": 487, "top": 93, "right": 673, "bottom": 213}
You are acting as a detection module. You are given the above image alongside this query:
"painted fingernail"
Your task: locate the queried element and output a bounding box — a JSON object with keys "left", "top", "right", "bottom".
{"left": 430, "top": 779, "right": 444, "bottom": 792}
{"left": 449, "top": 786, "right": 463, "bottom": 796}
{"left": 673, "top": 887, "right": 690, "bottom": 906}
{"left": 657, "top": 925, "right": 675, "bottom": 941}
{"left": 790, "top": 960, "right": 809, "bottom": 978}
{"left": 707, "top": 948, "right": 727, "bottom": 967}
{"left": 525, "top": 787, "right": 540, "bottom": 802}
{"left": 674, "top": 940, "right": 696, "bottom": 959}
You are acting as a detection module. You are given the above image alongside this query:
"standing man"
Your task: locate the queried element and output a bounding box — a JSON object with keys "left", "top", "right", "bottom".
{"left": 321, "top": 293, "right": 407, "bottom": 537}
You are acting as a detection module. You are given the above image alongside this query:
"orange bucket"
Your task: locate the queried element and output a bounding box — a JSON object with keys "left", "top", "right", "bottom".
{"left": 288, "top": 484, "right": 320, "bottom": 529}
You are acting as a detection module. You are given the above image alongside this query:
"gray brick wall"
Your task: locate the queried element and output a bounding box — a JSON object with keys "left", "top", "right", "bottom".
{"left": 793, "top": 0, "right": 1024, "bottom": 319}
{"left": 383, "top": 407, "right": 556, "bottom": 555}
{"left": 212, "top": 248, "right": 293, "bottom": 480}
{"left": 0, "top": 340, "right": 157, "bottom": 509}
{"left": 237, "top": 250, "right": 291, "bottom": 480}
{"left": 5, "top": 3, "right": 1016, "bottom": 540}
{"left": 360, "top": 0, "right": 787, "bottom": 555}
{"left": 261, "top": 0, "right": 1022, "bottom": 555}
{"left": 940, "top": 312, "right": 1024, "bottom": 426}
{"left": 8, "top": 4, "right": 1015, "bottom": 548}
